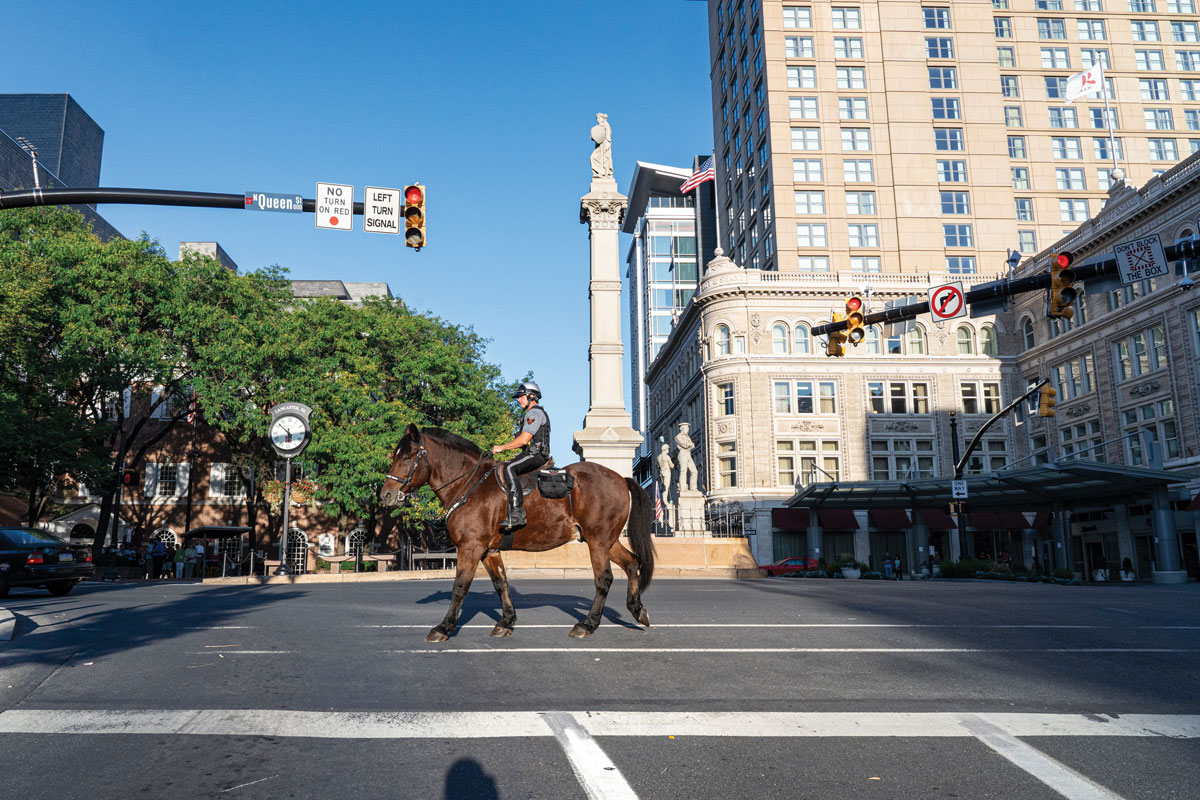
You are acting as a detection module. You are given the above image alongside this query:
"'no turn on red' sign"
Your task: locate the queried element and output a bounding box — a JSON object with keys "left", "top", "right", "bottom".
{"left": 928, "top": 281, "right": 966, "bottom": 322}
{"left": 315, "top": 182, "right": 354, "bottom": 231}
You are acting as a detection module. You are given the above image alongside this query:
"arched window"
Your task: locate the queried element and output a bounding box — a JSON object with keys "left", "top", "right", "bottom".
{"left": 980, "top": 324, "right": 997, "bottom": 356}
{"left": 152, "top": 529, "right": 177, "bottom": 546}
{"left": 956, "top": 325, "right": 976, "bottom": 355}
{"left": 865, "top": 325, "right": 881, "bottom": 354}
{"left": 715, "top": 325, "right": 731, "bottom": 356}
{"left": 286, "top": 529, "right": 308, "bottom": 574}
{"left": 794, "top": 323, "right": 811, "bottom": 354}
{"left": 771, "top": 323, "right": 789, "bottom": 354}
{"left": 907, "top": 324, "right": 926, "bottom": 355}
{"left": 347, "top": 529, "right": 368, "bottom": 558}
{"left": 1022, "top": 317, "right": 1035, "bottom": 350}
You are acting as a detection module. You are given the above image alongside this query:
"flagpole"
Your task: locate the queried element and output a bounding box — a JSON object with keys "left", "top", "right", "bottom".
{"left": 1101, "top": 73, "right": 1120, "bottom": 176}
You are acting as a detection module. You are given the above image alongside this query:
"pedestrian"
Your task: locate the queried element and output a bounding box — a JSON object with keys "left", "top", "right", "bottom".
{"left": 150, "top": 538, "right": 165, "bottom": 580}
{"left": 174, "top": 542, "right": 186, "bottom": 579}
{"left": 194, "top": 540, "right": 206, "bottom": 578}
{"left": 139, "top": 546, "right": 151, "bottom": 579}
{"left": 163, "top": 543, "right": 176, "bottom": 579}
{"left": 184, "top": 543, "right": 197, "bottom": 579}
{"left": 894, "top": 553, "right": 902, "bottom": 580}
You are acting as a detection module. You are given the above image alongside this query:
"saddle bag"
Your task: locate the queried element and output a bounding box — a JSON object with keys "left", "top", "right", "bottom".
{"left": 536, "top": 469, "right": 575, "bottom": 499}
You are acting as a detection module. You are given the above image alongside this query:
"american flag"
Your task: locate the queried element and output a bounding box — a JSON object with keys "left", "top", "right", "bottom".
{"left": 654, "top": 482, "right": 664, "bottom": 522}
{"left": 679, "top": 156, "right": 715, "bottom": 194}
{"left": 186, "top": 390, "right": 198, "bottom": 426}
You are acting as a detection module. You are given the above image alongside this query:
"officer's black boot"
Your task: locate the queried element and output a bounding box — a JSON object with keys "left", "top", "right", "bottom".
{"left": 501, "top": 484, "right": 527, "bottom": 530}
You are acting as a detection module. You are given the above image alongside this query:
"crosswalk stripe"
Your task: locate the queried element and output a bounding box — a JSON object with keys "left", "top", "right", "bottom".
{"left": 384, "top": 647, "right": 1200, "bottom": 655}
{"left": 353, "top": 623, "right": 1200, "bottom": 630}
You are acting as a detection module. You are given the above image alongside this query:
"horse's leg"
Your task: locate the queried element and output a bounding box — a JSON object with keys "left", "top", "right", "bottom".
{"left": 482, "top": 550, "right": 516, "bottom": 637}
{"left": 570, "top": 541, "right": 615, "bottom": 638}
{"left": 609, "top": 541, "right": 650, "bottom": 628}
{"left": 427, "top": 545, "right": 484, "bottom": 643}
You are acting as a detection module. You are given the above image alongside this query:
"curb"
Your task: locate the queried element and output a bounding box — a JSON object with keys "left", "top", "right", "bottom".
{"left": 0, "top": 607, "right": 14, "bottom": 642}
{"left": 203, "top": 567, "right": 765, "bottom": 587}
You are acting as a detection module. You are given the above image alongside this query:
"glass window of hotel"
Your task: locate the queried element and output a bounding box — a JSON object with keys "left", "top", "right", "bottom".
{"left": 793, "top": 159, "right": 822, "bottom": 183}
{"left": 923, "top": 6, "right": 951, "bottom": 28}
{"left": 871, "top": 439, "right": 936, "bottom": 480}
{"left": 844, "top": 159, "right": 875, "bottom": 182}
{"left": 1185, "top": 109, "right": 1200, "bottom": 130}
{"left": 842, "top": 128, "right": 871, "bottom": 151}
{"left": 788, "top": 66, "right": 816, "bottom": 89}
{"left": 1052, "top": 137, "right": 1083, "bottom": 159}
{"left": 1060, "top": 419, "right": 1103, "bottom": 462}
{"left": 832, "top": 7, "right": 861, "bottom": 28}
{"left": 1075, "top": 0, "right": 1103, "bottom": 10}
{"left": 1178, "top": 51, "right": 1200, "bottom": 71}
{"left": 772, "top": 323, "right": 790, "bottom": 354}
{"left": 1048, "top": 107, "right": 1078, "bottom": 128}
{"left": 1078, "top": 20, "right": 1106, "bottom": 40}
{"left": 1015, "top": 197, "right": 1034, "bottom": 221}
{"left": 929, "top": 67, "right": 957, "bottom": 89}
{"left": 1125, "top": 401, "right": 1180, "bottom": 464}
{"left": 834, "top": 37, "right": 864, "bottom": 58}
{"left": 717, "top": 442, "right": 738, "bottom": 488}
{"left": 867, "top": 382, "right": 930, "bottom": 414}
{"left": 1113, "top": 326, "right": 1167, "bottom": 380}
{"left": 851, "top": 256, "right": 882, "bottom": 273}
{"left": 777, "top": 441, "right": 796, "bottom": 486}
{"left": 965, "top": 439, "right": 1008, "bottom": 474}
{"left": 1093, "top": 136, "right": 1123, "bottom": 160}
{"left": 839, "top": 97, "right": 869, "bottom": 120}
{"left": 1149, "top": 138, "right": 1178, "bottom": 160}
{"left": 796, "top": 223, "right": 827, "bottom": 246}
{"left": 1035, "top": 0, "right": 1063, "bottom": 7}
{"left": 957, "top": 326, "right": 976, "bottom": 355}
{"left": 784, "top": 36, "right": 814, "bottom": 58}
{"left": 938, "top": 159, "right": 966, "bottom": 182}
{"left": 848, "top": 224, "right": 879, "bottom": 247}
{"left": 1060, "top": 198, "right": 1089, "bottom": 222}
{"left": 994, "top": 17, "right": 1012, "bottom": 38}
{"left": 993, "top": 0, "right": 1008, "bottom": 7}
{"left": 789, "top": 97, "right": 818, "bottom": 119}
{"left": 1004, "top": 106, "right": 1023, "bottom": 127}
{"left": 783, "top": 6, "right": 812, "bottom": 27}
{"left": 1056, "top": 167, "right": 1086, "bottom": 189}
{"left": 1132, "top": 21, "right": 1159, "bottom": 42}
{"left": 715, "top": 325, "right": 731, "bottom": 357}
{"left": 1135, "top": 49, "right": 1165, "bottom": 70}
{"left": 1080, "top": 49, "right": 1111, "bottom": 69}
{"left": 926, "top": 37, "right": 954, "bottom": 58}
{"left": 1012, "top": 167, "right": 1031, "bottom": 189}
{"left": 1041, "top": 48, "right": 1070, "bottom": 68}
{"left": 947, "top": 256, "right": 976, "bottom": 274}
{"left": 907, "top": 325, "right": 928, "bottom": 355}
{"left": 943, "top": 224, "right": 973, "bottom": 247}
{"left": 838, "top": 67, "right": 866, "bottom": 89}
{"left": 1038, "top": 19, "right": 1067, "bottom": 39}
{"left": 934, "top": 128, "right": 964, "bottom": 151}
{"left": 1022, "top": 318, "right": 1036, "bottom": 349}
{"left": 847, "top": 192, "right": 876, "bottom": 214}
{"left": 1001, "top": 76, "right": 1019, "bottom": 98}
{"left": 980, "top": 325, "right": 998, "bottom": 356}
{"left": 1170, "top": 1, "right": 1197, "bottom": 12}
{"left": 1045, "top": 77, "right": 1067, "bottom": 99}
{"left": 933, "top": 97, "right": 962, "bottom": 120}
{"left": 792, "top": 127, "right": 821, "bottom": 151}
{"left": 794, "top": 323, "right": 811, "bottom": 354}
{"left": 1098, "top": 167, "right": 1116, "bottom": 190}
{"left": 1145, "top": 108, "right": 1174, "bottom": 130}
{"left": 794, "top": 190, "right": 825, "bottom": 214}
{"left": 998, "top": 47, "right": 1016, "bottom": 67}
{"left": 1173, "top": 21, "right": 1199, "bottom": 43}
{"left": 1090, "top": 107, "right": 1118, "bottom": 129}
{"left": 798, "top": 256, "right": 829, "bottom": 272}
{"left": 1019, "top": 229, "right": 1038, "bottom": 253}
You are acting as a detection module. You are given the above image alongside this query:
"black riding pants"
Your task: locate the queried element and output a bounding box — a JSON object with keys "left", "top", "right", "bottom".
{"left": 504, "top": 449, "right": 547, "bottom": 503}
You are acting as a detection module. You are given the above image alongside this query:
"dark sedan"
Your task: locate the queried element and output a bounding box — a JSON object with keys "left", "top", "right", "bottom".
{"left": 0, "top": 526, "right": 93, "bottom": 597}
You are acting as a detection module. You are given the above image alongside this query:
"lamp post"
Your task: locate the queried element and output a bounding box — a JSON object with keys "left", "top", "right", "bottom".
{"left": 267, "top": 403, "right": 313, "bottom": 577}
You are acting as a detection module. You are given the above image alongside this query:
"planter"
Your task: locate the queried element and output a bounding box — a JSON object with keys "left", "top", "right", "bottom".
{"left": 1092, "top": 569, "right": 1109, "bottom": 582}
{"left": 1120, "top": 571, "right": 1136, "bottom": 582}
{"left": 841, "top": 567, "right": 861, "bottom": 580}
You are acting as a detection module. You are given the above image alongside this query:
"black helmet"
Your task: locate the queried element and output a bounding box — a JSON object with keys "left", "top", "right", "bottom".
{"left": 512, "top": 381, "right": 542, "bottom": 401}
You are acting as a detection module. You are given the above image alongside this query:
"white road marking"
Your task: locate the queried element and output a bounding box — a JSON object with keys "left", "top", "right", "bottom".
{"left": 542, "top": 712, "right": 639, "bottom": 800}
{"left": 386, "top": 647, "right": 1200, "bottom": 655}
{"left": 354, "top": 623, "right": 1200, "bottom": 630}
{"left": 962, "top": 715, "right": 1127, "bottom": 800}
{"left": 190, "top": 651, "right": 292, "bottom": 655}
{"left": 220, "top": 774, "right": 279, "bottom": 793}
{"left": 1, "top": 710, "right": 1197, "bottom": 740}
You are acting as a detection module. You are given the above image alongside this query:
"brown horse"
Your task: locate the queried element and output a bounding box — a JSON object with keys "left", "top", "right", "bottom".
{"left": 379, "top": 424, "right": 655, "bottom": 641}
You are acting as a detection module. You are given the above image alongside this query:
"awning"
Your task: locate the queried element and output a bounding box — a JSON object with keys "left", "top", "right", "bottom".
{"left": 818, "top": 508, "right": 859, "bottom": 529}
{"left": 968, "top": 511, "right": 1002, "bottom": 529}
{"left": 772, "top": 508, "right": 810, "bottom": 530}
{"left": 919, "top": 507, "right": 957, "bottom": 530}
{"left": 1031, "top": 511, "right": 1051, "bottom": 529}
{"left": 996, "top": 510, "right": 1030, "bottom": 529}
{"left": 869, "top": 508, "right": 910, "bottom": 529}
{"left": 1187, "top": 493, "right": 1200, "bottom": 512}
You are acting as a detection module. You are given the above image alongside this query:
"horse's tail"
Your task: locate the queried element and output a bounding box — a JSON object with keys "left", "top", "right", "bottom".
{"left": 624, "top": 477, "right": 656, "bottom": 594}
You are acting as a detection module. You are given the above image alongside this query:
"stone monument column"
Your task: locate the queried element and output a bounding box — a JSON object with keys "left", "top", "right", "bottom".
{"left": 573, "top": 113, "right": 643, "bottom": 475}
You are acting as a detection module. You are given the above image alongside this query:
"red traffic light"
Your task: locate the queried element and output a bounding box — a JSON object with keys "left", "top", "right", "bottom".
{"left": 404, "top": 185, "right": 424, "bottom": 205}
{"left": 846, "top": 296, "right": 863, "bottom": 312}
{"left": 1053, "top": 251, "right": 1073, "bottom": 268}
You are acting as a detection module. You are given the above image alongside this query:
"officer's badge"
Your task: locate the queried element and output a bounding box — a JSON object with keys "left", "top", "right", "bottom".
{"left": 527, "top": 417, "right": 535, "bottom": 424}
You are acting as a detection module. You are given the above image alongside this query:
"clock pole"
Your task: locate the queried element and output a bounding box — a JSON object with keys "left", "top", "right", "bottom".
{"left": 276, "top": 457, "right": 292, "bottom": 576}
{"left": 267, "top": 402, "right": 313, "bottom": 580}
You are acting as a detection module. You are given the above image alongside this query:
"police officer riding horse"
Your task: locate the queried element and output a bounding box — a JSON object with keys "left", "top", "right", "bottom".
{"left": 491, "top": 381, "right": 550, "bottom": 530}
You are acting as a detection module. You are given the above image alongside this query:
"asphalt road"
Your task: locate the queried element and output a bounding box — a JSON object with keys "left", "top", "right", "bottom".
{"left": 1, "top": 576, "right": 1197, "bottom": 800}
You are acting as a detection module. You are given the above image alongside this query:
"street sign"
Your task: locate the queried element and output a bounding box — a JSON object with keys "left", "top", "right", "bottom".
{"left": 363, "top": 186, "right": 401, "bottom": 235}
{"left": 1114, "top": 234, "right": 1168, "bottom": 286}
{"left": 928, "top": 281, "right": 966, "bottom": 322}
{"left": 952, "top": 479, "right": 968, "bottom": 500}
{"left": 244, "top": 191, "right": 303, "bottom": 213}
{"left": 315, "top": 182, "right": 354, "bottom": 230}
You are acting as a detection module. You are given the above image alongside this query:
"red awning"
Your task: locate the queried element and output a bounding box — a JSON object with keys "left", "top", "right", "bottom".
{"left": 818, "top": 508, "right": 859, "bottom": 529}
{"left": 996, "top": 511, "right": 1031, "bottom": 529}
{"left": 919, "top": 507, "right": 956, "bottom": 530}
{"left": 869, "top": 508, "right": 911, "bottom": 529}
{"left": 969, "top": 511, "right": 1002, "bottom": 529}
{"left": 772, "top": 508, "right": 810, "bottom": 530}
{"left": 1187, "top": 493, "right": 1200, "bottom": 512}
{"left": 1031, "top": 510, "right": 1051, "bottom": 529}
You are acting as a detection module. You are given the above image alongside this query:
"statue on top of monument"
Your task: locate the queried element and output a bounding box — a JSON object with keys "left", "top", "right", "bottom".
{"left": 589, "top": 113, "right": 613, "bottom": 179}
{"left": 675, "top": 422, "right": 699, "bottom": 494}
{"left": 656, "top": 442, "right": 675, "bottom": 494}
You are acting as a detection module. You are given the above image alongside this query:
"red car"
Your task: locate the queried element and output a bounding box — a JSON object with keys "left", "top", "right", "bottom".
{"left": 761, "top": 556, "right": 819, "bottom": 576}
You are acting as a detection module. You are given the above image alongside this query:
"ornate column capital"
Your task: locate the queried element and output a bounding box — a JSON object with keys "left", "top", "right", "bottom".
{"left": 580, "top": 196, "right": 628, "bottom": 229}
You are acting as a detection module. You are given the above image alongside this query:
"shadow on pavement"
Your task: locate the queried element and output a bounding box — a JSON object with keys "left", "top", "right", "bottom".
{"left": 444, "top": 758, "right": 500, "bottom": 800}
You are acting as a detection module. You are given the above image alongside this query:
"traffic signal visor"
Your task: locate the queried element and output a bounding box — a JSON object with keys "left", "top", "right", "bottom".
{"left": 404, "top": 184, "right": 426, "bottom": 249}
{"left": 826, "top": 312, "right": 846, "bottom": 357}
{"left": 1038, "top": 384, "right": 1057, "bottom": 417}
{"left": 1049, "top": 251, "right": 1076, "bottom": 319}
{"left": 845, "top": 296, "right": 866, "bottom": 345}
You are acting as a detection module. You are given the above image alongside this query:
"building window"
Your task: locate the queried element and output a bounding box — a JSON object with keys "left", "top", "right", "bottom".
{"left": 957, "top": 326, "right": 976, "bottom": 354}
{"left": 1149, "top": 138, "right": 1178, "bottom": 160}
{"left": 980, "top": 325, "right": 997, "bottom": 355}
{"left": 772, "top": 323, "right": 790, "bottom": 354}
{"left": 1078, "top": 19, "right": 1106, "bottom": 40}
{"left": 791, "top": 128, "right": 821, "bottom": 151}
{"left": 843, "top": 159, "right": 874, "bottom": 182}
{"left": 923, "top": 6, "right": 950, "bottom": 28}
{"left": 946, "top": 256, "right": 977, "bottom": 274}
{"left": 943, "top": 224, "right": 973, "bottom": 247}
{"left": 211, "top": 463, "right": 248, "bottom": 498}
{"left": 155, "top": 464, "right": 179, "bottom": 497}
{"left": 1056, "top": 167, "right": 1086, "bottom": 189}
{"left": 1041, "top": 48, "right": 1070, "bottom": 69}
{"left": 1048, "top": 108, "right": 1078, "bottom": 129}
{"left": 1022, "top": 318, "right": 1036, "bottom": 349}
{"left": 796, "top": 223, "right": 827, "bottom": 246}
{"left": 1129, "top": 0, "right": 1156, "bottom": 9}
{"left": 1015, "top": 198, "right": 1034, "bottom": 221}
{"left": 794, "top": 190, "right": 825, "bottom": 214}
{"left": 1052, "top": 137, "right": 1083, "bottom": 159}
{"left": 1145, "top": 108, "right": 1174, "bottom": 130}
{"left": 784, "top": 36, "right": 815, "bottom": 57}
{"left": 1113, "top": 325, "right": 1167, "bottom": 381}
{"left": 1004, "top": 106, "right": 1023, "bottom": 127}
{"left": 929, "top": 66, "right": 957, "bottom": 89}
{"left": 780, "top": 439, "right": 841, "bottom": 485}
{"left": 934, "top": 128, "right": 964, "bottom": 150}
{"left": 1135, "top": 49, "right": 1165, "bottom": 70}
{"left": 867, "top": 381, "right": 931, "bottom": 414}
{"left": 1125, "top": 400, "right": 1180, "bottom": 465}
{"left": 794, "top": 323, "right": 811, "bottom": 354}
{"left": 846, "top": 191, "right": 876, "bottom": 214}
{"left": 1051, "top": 354, "right": 1096, "bottom": 400}
{"left": 932, "top": 97, "right": 961, "bottom": 119}
{"left": 1038, "top": 18, "right": 1067, "bottom": 39}
{"left": 1036, "top": 0, "right": 1064, "bottom": 9}
{"left": 1177, "top": 51, "right": 1200, "bottom": 71}
{"left": 966, "top": 439, "right": 1009, "bottom": 474}
{"left": 1169, "top": 1, "right": 1196, "bottom": 12}
{"left": 1012, "top": 167, "right": 1030, "bottom": 189}
{"left": 717, "top": 382, "right": 736, "bottom": 416}
{"left": 926, "top": 37, "right": 954, "bottom": 58}
{"left": 717, "top": 441, "right": 738, "bottom": 488}
{"left": 1090, "top": 107, "right": 1118, "bottom": 129}
{"left": 834, "top": 37, "right": 864, "bottom": 58}
{"left": 937, "top": 160, "right": 967, "bottom": 182}
{"left": 839, "top": 97, "right": 869, "bottom": 120}
{"left": 997, "top": 47, "right": 1016, "bottom": 67}
{"left": 850, "top": 256, "right": 882, "bottom": 272}
{"left": 783, "top": 6, "right": 813, "bottom": 27}
{"left": 1076, "top": 0, "right": 1103, "bottom": 9}
{"left": 940, "top": 191, "right": 969, "bottom": 214}
{"left": 1060, "top": 419, "right": 1103, "bottom": 462}
{"left": 1045, "top": 77, "right": 1067, "bottom": 99}
{"left": 871, "top": 439, "right": 936, "bottom": 480}
{"left": 837, "top": 66, "right": 866, "bottom": 89}
{"left": 841, "top": 127, "right": 872, "bottom": 150}
{"left": 1019, "top": 229, "right": 1037, "bottom": 253}
{"left": 995, "top": 17, "right": 1012, "bottom": 38}
{"left": 832, "top": 6, "right": 861, "bottom": 28}
{"left": 1060, "top": 198, "right": 1089, "bottom": 221}
{"left": 787, "top": 66, "right": 817, "bottom": 89}
{"left": 1080, "top": 48, "right": 1111, "bottom": 68}
{"left": 789, "top": 97, "right": 819, "bottom": 119}
{"left": 715, "top": 325, "right": 731, "bottom": 356}
{"left": 798, "top": 256, "right": 830, "bottom": 272}
{"left": 1009, "top": 132, "right": 1029, "bottom": 156}
{"left": 1093, "top": 136, "right": 1124, "bottom": 160}
{"left": 848, "top": 224, "right": 879, "bottom": 247}
{"left": 1175, "top": 22, "right": 1200, "bottom": 43}
{"left": 1001, "top": 76, "right": 1019, "bottom": 98}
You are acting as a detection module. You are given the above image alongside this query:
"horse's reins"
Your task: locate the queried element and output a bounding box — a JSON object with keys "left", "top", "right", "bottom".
{"left": 388, "top": 446, "right": 496, "bottom": 522}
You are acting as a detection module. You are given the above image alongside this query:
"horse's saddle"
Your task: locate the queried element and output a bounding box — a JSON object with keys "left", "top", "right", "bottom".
{"left": 494, "top": 461, "right": 575, "bottom": 499}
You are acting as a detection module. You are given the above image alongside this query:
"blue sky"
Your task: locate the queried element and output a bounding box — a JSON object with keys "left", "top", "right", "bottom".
{"left": 2, "top": 0, "right": 714, "bottom": 457}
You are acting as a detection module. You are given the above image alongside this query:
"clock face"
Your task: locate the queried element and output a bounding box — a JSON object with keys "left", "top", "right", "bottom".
{"left": 270, "top": 415, "right": 308, "bottom": 451}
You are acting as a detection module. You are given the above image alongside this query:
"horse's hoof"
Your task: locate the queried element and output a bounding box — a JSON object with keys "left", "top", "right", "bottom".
{"left": 569, "top": 624, "right": 592, "bottom": 638}
{"left": 636, "top": 609, "right": 650, "bottom": 627}
{"left": 425, "top": 629, "right": 450, "bottom": 643}
{"left": 490, "top": 625, "right": 513, "bottom": 637}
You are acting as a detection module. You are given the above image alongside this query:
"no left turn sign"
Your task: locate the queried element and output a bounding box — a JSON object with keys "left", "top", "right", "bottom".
{"left": 928, "top": 282, "right": 966, "bottom": 321}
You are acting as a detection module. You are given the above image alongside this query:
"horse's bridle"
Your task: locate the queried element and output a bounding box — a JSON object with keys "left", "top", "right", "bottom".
{"left": 386, "top": 445, "right": 428, "bottom": 502}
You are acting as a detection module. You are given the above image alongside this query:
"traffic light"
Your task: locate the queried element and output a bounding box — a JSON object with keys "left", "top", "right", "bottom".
{"left": 1175, "top": 238, "right": 1198, "bottom": 261}
{"left": 844, "top": 295, "right": 866, "bottom": 345}
{"left": 403, "top": 184, "right": 426, "bottom": 250}
{"left": 120, "top": 468, "right": 139, "bottom": 488}
{"left": 825, "top": 312, "right": 847, "bottom": 357}
{"left": 1048, "top": 251, "right": 1076, "bottom": 319}
{"left": 1038, "top": 384, "right": 1057, "bottom": 417}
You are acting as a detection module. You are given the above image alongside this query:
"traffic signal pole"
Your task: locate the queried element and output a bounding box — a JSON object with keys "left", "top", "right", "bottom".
{"left": 0, "top": 186, "right": 367, "bottom": 215}
{"left": 811, "top": 243, "right": 1195, "bottom": 338}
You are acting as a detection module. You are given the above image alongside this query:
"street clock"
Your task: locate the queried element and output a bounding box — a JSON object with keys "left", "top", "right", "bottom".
{"left": 267, "top": 402, "right": 313, "bottom": 457}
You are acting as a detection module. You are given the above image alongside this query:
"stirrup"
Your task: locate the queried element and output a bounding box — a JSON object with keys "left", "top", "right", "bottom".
{"left": 501, "top": 508, "right": 526, "bottom": 530}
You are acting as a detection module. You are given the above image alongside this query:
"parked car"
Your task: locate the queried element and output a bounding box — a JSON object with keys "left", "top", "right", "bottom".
{"left": 761, "top": 556, "right": 819, "bottom": 576}
{"left": 0, "top": 527, "right": 93, "bottom": 597}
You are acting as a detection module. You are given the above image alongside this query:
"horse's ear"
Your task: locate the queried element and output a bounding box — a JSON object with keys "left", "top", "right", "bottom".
{"left": 405, "top": 423, "right": 421, "bottom": 442}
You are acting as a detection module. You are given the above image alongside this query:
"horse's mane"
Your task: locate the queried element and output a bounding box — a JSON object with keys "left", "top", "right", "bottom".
{"left": 420, "top": 427, "right": 485, "bottom": 458}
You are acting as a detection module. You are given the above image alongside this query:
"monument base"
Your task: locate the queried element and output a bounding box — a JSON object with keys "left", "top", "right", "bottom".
{"left": 674, "top": 489, "right": 709, "bottom": 534}
{"left": 572, "top": 424, "right": 643, "bottom": 478}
